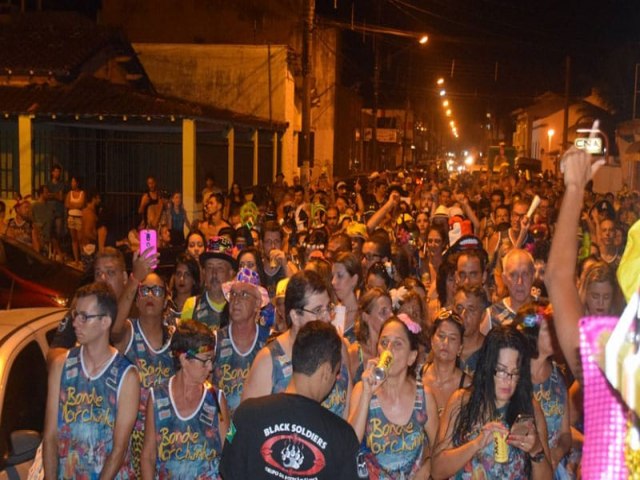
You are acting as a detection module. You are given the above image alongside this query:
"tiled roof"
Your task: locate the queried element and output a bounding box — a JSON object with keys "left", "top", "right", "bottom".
{"left": 0, "top": 12, "right": 112, "bottom": 77}
{"left": 0, "top": 75, "right": 288, "bottom": 130}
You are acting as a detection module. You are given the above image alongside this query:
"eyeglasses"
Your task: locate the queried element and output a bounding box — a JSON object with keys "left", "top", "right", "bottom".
{"left": 138, "top": 285, "right": 166, "bottom": 297}
{"left": 187, "top": 353, "right": 214, "bottom": 367}
{"left": 494, "top": 368, "right": 520, "bottom": 382}
{"left": 71, "top": 309, "right": 107, "bottom": 324}
{"left": 229, "top": 289, "right": 258, "bottom": 303}
{"left": 298, "top": 303, "right": 335, "bottom": 319}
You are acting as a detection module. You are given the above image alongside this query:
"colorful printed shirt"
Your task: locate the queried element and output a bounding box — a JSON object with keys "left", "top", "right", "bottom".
{"left": 151, "top": 377, "right": 224, "bottom": 479}
{"left": 57, "top": 347, "right": 136, "bottom": 479}
{"left": 124, "top": 319, "right": 175, "bottom": 475}
{"left": 268, "top": 338, "right": 350, "bottom": 418}
{"left": 453, "top": 408, "right": 528, "bottom": 480}
{"left": 211, "top": 323, "right": 269, "bottom": 414}
{"left": 364, "top": 383, "right": 428, "bottom": 479}
{"left": 534, "top": 361, "right": 574, "bottom": 479}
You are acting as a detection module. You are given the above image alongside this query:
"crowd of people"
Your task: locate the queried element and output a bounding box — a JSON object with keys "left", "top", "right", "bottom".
{"left": 19, "top": 142, "right": 640, "bottom": 479}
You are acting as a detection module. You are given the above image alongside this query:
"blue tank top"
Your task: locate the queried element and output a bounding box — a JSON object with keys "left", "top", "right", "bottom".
{"left": 534, "top": 361, "right": 574, "bottom": 480}
{"left": 152, "top": 377, "right": 223, "bottom": 479}
{"left": 343, "top": 325, "right": 357, "bottom": 344}
{"left": 268, "top": 337, "right": 350, "bottom": 417}
{"left": 212, "top": 323, "right": 269, "bottom": 414}
{"left": 57, "top": 347, "right": 135, "bottom": 479}
{"left": 124, "top": 319, "right": 175, "bottom": 475}
{"left": 364, "top": 382, "right": 428, "bottom": 478}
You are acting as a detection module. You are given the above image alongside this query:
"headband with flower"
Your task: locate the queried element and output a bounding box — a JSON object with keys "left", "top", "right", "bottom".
{"left": 396, "top": 313, "right": 422, "bottom": 334}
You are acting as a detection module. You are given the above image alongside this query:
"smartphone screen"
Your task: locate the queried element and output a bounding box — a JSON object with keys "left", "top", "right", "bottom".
{"left": 139, "top": 229, "right": 158, "bottom": 268}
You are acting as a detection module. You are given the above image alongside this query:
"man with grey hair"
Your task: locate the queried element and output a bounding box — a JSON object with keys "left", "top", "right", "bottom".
{"left": 481, "top": 248, "right": 535, "bottom": 334}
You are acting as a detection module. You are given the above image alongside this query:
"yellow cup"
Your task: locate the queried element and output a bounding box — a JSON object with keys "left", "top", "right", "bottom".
{"left": 493, "top": 431, "right": 508, "bottom": 463}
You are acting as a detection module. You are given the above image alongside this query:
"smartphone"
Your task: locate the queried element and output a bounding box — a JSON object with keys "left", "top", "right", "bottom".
{"left": 510, "top": 414, "right": 534, "bottom": 436}
{"left": 139, "top": 229, "right": 158, "bottom": 268}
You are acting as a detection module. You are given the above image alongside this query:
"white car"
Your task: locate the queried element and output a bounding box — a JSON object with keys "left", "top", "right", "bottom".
{"left": 0, "top": 308, "right": 67, "bottom": 479}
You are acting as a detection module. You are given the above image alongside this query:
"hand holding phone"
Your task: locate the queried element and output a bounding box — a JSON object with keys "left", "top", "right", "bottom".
{"left": 139, "top": 229, "right": 158, "bottom": 269}
{"left": 510, "top": 414, "right": 534, "bottom": 437}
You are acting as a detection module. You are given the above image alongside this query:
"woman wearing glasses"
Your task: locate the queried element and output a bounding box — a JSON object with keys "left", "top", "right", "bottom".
{"left": 431, "top": 325, "right": 552, "bottom": 480}
{"left": 141, "top": 320, "right": 229, "bottom": 479}
{"left": 349, "top": 314, "right": 439, "bottom": 479}
{"left": 421, "top": 310, "right": 471, "bottom": 417}
{"left": 111, "top": 268, "right": 175, "bottom": 475}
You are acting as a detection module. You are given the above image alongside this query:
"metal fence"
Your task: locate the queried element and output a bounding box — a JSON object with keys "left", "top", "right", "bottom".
{"left": 0, "top": 120, "right": 18, "bottom": 199}
{"left": 32, "top": 121, "right": 182, "bottom": 240}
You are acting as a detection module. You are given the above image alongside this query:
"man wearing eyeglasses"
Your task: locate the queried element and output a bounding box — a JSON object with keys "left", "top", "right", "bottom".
{"left": 43, "top": 282, "right": 140, "bottom": 479}
{"left": 221, "top": 321, "right": 361, "bottom": 480}
{"left": 47, "top": 247, "right": 148, "bottom": 365}
{"left": 242, "top": 270, "right": 353, "bottom": 419}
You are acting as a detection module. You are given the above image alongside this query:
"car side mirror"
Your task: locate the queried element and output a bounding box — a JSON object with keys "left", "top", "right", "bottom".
{"left": 5, "top": 430, "right": 40, "bottom": 465}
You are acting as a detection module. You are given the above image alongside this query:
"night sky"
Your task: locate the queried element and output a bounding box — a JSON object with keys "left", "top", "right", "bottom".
{"left": 317, "top": 0, "right": 640, "bottom": 144}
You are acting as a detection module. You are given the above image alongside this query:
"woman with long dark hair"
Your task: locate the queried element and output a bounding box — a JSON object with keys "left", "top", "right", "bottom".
{"left": 167, "top": 253, "right": 201, "bottom": 323}
{"left": 432, "top": 325, "right": 552, "bottom": 479}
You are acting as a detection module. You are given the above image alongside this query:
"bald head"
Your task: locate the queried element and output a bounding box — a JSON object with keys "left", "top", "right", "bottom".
{"left": 501, "top": 249, "right": 535, "bottom": 308}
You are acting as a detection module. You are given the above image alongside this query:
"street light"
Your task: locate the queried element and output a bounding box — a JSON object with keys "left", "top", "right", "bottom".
{"left": 439, "top": 89, "right": 446, "bottom": 96}
{"left": 445, "top": 109, "right": 452, "bottom": 116}
{"left": 419, "top": 35, "right": 429, "bottom": 45}
{"left": 442, "top": 100, "right": 449, "bottom": 107}
{"left": 547, "top": 128, "right": 555, "bottom": 151}
{"left": 437, "top": 78, "right": 444, "bottom": 85}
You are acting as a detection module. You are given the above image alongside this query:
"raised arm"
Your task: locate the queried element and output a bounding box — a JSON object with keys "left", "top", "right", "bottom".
{"left": 545, "top": 143, "right": 604, "bottom": 378}
{"left": 111, "top": 249, "right": 156, "bottom": 351}
{"left": 366, "top": 192, "right": 399, "bottom": 234}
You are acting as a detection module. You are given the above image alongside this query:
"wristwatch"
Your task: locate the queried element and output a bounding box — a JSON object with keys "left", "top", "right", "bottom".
{"left": 529, "top": 449, "right": 545, "bottom": 463}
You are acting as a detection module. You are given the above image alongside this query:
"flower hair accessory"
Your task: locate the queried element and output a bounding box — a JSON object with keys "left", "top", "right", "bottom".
{"left": 396, "top": 313, "right": 422, "bottom": 334}
{"left": 389, "top": 286, "right": 408, "bottom": 310}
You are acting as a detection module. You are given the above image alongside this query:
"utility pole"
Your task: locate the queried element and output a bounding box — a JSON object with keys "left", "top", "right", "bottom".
{"left": 562, "top": 55, "right": 571, "bottom": 152}
{"left": 372, "top": 37, "right": 379, "bottom": 171}
{"left": 301, "top": 0, "right": 315, "bottom": 185}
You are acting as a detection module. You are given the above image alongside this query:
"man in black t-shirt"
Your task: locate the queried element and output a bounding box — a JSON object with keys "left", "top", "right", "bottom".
{"left": 221, "top": 321, "right": 362, "bottom": 480}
